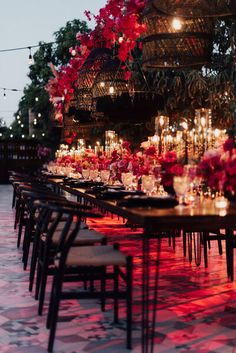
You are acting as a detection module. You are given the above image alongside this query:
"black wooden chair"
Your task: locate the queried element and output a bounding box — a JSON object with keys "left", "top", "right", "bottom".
{"left": 34, "top": 200, "right": 133, "bottom": 352}
{"left": 32, "top": 199, "right": 106, "bottom": 316}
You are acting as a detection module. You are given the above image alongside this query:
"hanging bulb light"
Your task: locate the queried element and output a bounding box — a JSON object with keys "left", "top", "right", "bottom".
{"left": 172, "top": 17, "right": 183, "bottom": 31}
{"left": 28, "top": 47, "right": 33, "bottom": 65}
{"left": 3, "top": 88, "right": 6, "bottom": 99}
{"left": 109, "top": 85, "right": 115, "bottom": 95}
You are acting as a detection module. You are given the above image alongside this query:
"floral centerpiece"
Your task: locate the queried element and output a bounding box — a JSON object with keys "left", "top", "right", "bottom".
{"left": 158, "top": 151, "right": 184, "bottom": 190}
{"left": 197, "top": 129, "right": 236, "bottom": 199}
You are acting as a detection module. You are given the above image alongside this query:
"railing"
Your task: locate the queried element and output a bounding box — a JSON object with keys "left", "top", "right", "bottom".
{"left": 0, "top": 140, "right": 44, "bottom": 183}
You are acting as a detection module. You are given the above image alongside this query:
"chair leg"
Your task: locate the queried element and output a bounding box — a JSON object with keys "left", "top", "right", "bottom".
{"left": 46, "top": 275, "right": 57, "bottom": 329}
{"left": 126, "top": 256, "right": 133, "bottom": 350}
{"left": 12, "top": 188, "right": 16, "bottom": 208}
{"left": 38, "top": 257, "right": 49, "bottom": 315}
{"left": 183, "top": 231, "right": 187, "bottom": 257}
{"left": 187, "top": 232, "right": 193, "bottom": 263}
{"left": 22, "top": 217, "right": 34, "bottom": 270}
{"left": 14, "top": 199, "right": 20, "bottom": 229}
{"left": 101, "top": 266, "right": 106, "bottom": 312}
{"left": 29, "top": 227, "right": 40, "bottom": 292}
{"left": 35, "top": 244, "right": 44, "bottom": 300}
{"left": 218, "top": 236, "right": 223, "bottom": 255}
{"left": 114, "top": 265, "right": 119, "bottom": 323}
{"left": 47, "top": 274, "right": 63, "bottom": 352}
{"left": 17, "top": 205, "right": 25, "bottom": 248}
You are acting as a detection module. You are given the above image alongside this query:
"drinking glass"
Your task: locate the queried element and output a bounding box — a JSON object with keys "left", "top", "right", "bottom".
{"left": 100, "top": 170, "right": 110, "bottom": 184}
{"left": 122, "top": 172, "right": 134, "bottom": 190}
{"left": 89, "top": 169, "right": 99, "bottom": 181}
{"left": 82, "top": 169, "right": 90, "bottom": 180}
{"left": 142, "top": 175, "right": 156, "bottom": 196}
{"left": 173, "top": 176, "right": 190, "bottom": 205}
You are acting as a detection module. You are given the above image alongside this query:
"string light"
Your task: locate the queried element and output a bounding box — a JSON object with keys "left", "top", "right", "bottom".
{"left": 28, "top": 47, "right": 33, "bottom": 65}
{"left": 0, "top": 41, "right": 55, "bottom": 54}
{"left": 3, "top": 88, "right": 6, "bottom": 99}
{"left": 0, "top": 87, "right": 23, "bottom": 94}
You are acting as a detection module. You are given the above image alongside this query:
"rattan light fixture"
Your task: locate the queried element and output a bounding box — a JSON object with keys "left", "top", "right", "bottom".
{"left": 142, "top": 1, "right": 216, "bottom": 69}
{"left": 92, "top": 58, "right": 130, "bottom": 99}
{"left": 76, "top": 48, "right": 112, "bottom": 111}
{"left": 152, "top": 0, "right": 236, "bottom": 18}
{"left": 77, "top": 48, "right": 112, "bottom": 91}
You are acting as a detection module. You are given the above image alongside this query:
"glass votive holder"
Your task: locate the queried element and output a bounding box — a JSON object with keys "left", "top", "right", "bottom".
{"left": 214, "top": 196, "right": 229, "bottom": 209}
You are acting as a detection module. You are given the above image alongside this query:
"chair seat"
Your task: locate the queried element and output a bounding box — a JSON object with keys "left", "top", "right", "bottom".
{"left": 57, "top": 245, "right": 127, "bottom": 267}
{"left": 52, "top": 228, "right": 105, "bottom": 246}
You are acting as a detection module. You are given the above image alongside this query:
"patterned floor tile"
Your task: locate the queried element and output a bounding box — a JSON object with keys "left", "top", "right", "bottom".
{"left": 0, "top": 184, "right": 236, "bottom": 352}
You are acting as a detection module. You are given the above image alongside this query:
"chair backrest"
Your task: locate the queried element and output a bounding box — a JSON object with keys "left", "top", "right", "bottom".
{"left": 33, "top": 200, "right": 102, "bottom": 261}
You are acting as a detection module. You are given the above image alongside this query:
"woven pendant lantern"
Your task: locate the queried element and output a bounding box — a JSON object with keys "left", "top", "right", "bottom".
{"left": 152, "top": 0, "right": 236, "bottom": 18}
{"left": 76, "top": 48, "right": 112, "bottom": 111}
{"left": 92, "top": 58, "right": 130, "bottom": 99}
{"left": 142, "top": 1, "right": 216, "bottom": 69}
{"left": 77, "top": 89, "right": 93, "bottom": 111}
{"left": 77, "top": 48, "right": 112, "bottom": 91}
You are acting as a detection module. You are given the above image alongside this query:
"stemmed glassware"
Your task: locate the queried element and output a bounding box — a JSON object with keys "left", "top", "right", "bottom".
{"left": 89, "top": 169, "right": 99, "bottom": 181}
{"left": 173, "top": 174, "right": 191, "bottom": 205}
{"left": 100, "top": 170, "right": 110, "bottom": 184}
{"left": 82, "top": 169, "right": 90, "bottom": 180}
{"left": 141, "top": 175, "right": 156, "bottom": 196}
{"left": 122, "top": 172, "right": 134, "bottom": 190}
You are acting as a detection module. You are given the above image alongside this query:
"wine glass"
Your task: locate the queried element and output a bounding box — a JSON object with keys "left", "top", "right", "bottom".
{"left": 173, "top": 176, "right": 190, "bottom": 205}
{"left": 142, "top": 175, "right": 156, "bottom": 196}
{"left": 89, "top": 169, "right": 99, "bottom": 181}
{"left": 122, "top": 172, "right": 134, "bottom": 190}
{"left": 82, "top": 169, "right": 90, "bottom": 180}
{"left": 100, "top": 170, "right": 110, "bottom": 184}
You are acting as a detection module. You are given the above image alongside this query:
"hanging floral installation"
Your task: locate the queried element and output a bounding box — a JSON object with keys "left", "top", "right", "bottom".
{"left": 46, "top": 0, "right": 146, "bottom": 123}
{"left": 45, "top": 46, "right": 90, "bottom": 124}
{"left": 45, "top": 0, "right": 236, "bottom": 128}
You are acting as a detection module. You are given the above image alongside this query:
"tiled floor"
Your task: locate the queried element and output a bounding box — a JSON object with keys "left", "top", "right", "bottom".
{"left": 1, "top": 184, "right": 236, "bottom": 353}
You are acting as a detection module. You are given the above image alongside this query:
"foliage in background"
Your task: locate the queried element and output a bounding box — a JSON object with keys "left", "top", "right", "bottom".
{"left": 9, "top": 19, "right": 90, "bottom": 148}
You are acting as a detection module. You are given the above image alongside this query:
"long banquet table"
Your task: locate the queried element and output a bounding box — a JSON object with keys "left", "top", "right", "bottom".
{"left": 47, "top": 178, "right": 236, "bottom": 353}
